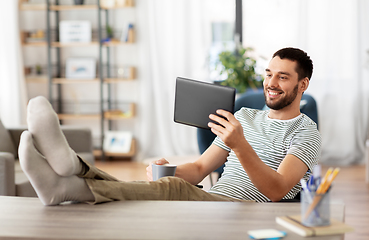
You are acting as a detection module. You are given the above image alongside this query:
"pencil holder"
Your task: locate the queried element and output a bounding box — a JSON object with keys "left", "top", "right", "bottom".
{"left": 301, "top": 190, "right": 330, "bottom": 227}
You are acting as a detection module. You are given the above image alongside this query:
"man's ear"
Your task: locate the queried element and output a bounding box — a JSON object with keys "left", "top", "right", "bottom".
{"left": 299, "top": 77, "right": 309, "bottom": 93}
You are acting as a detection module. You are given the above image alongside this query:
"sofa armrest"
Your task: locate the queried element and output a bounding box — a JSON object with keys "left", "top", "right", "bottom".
{"left": 8, "top": 127, "right": 27, "bottom": 158}
{"left": 8, "top": 126, "right": 94, "bottom": 165}
{"left": 9, "top": 126, "right": 93, "bottom": 154}
{"left": 0, "top": 152, "right": 16, "bottom": 196}
{"left": 60, "top": 127, "right": 95, "bottom": 165}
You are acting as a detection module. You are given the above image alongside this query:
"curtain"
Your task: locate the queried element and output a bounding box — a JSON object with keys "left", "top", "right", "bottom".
{"left": 0, "top": 1, "right": 27, "bottom": 127}
{"left": 135, "top": 0, "right": 210, "bottom": 159}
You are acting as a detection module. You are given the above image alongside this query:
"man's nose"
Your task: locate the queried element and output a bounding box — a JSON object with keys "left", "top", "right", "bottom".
{"left": 267, "top": 76, "right": 279, "bottom": 88}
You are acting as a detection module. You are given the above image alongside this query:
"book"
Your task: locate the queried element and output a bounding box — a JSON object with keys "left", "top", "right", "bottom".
{"left": 120, "top": 23, "right": 134, "bottom": 43}
{"left": 276, "top": 215, "right": 354, "bottom": 237}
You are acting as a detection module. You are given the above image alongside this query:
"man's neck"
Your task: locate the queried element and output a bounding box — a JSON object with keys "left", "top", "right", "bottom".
{"left": 267, "top": 101, "right": 301, "bottom": 120}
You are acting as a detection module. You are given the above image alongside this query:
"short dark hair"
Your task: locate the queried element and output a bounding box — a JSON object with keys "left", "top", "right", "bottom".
{"left": 273, "top": 47, "right": 313, "bottom": 80}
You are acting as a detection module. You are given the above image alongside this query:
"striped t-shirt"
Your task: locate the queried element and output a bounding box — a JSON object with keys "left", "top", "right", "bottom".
{"left": 208, "top": 107, "right": 321, "bottom": 202}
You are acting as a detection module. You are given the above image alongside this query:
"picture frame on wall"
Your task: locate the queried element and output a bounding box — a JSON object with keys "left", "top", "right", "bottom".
{"left": 65, "top": 58, "right": 96, "bottom": 79}
{"left": 104, "top": 131, "right": 133, "bottom": 153}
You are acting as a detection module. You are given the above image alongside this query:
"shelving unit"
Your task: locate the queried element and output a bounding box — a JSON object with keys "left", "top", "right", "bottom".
{"left": 19, "top": 0, "right": 137, "bottom": 160}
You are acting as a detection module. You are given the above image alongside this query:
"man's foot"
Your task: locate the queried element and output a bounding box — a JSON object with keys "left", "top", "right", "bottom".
{"left": 18, "top": 131, "right": 94, "bottom": 205}
{"left": 27, "top": 96, "right": 81, "bottom": 177}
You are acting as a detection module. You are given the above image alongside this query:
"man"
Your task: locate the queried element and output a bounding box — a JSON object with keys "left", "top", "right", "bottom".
{"left": 19, "top": 47, "right": 320, "bottom": 205}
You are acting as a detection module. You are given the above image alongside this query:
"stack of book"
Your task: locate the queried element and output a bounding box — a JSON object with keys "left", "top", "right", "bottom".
{"left": 276, "top": 215, "right": 354, "bottom": 237}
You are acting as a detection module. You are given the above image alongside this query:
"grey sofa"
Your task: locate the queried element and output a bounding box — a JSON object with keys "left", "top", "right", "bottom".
{"left": 0, "top": 120, "right": 94, "bottom": 197}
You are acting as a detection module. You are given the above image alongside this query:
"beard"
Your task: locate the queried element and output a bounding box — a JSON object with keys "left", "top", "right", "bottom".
{"left": 264, "top": 83, "right": 299, "bottom": 110}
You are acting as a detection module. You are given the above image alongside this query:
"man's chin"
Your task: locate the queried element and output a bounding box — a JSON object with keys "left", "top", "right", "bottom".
{"left": 265, "top": 101, "right": 283, "bottom": 110}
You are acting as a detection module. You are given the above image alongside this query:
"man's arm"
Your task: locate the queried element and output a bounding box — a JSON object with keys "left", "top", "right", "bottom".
{"left": 146, "top": 144, "right": 228, "bottom": 185}
{"left": 209, "top": 110, "right": 308, "bottom": 202}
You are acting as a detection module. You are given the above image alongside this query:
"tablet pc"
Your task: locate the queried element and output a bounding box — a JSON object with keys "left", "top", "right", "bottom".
{"left": 174, "top": 77, "right": 236, "bottom": 129}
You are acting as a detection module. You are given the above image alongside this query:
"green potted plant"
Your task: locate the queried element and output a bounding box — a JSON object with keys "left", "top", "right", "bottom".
{"left": 35, "top": 64, "right": 42, "bottom": 75}
{"left": 106, "top": 25, "right": 114, "bottom": 39}
{"left": 216, "top": 46, "right": 263, "bottom": 93}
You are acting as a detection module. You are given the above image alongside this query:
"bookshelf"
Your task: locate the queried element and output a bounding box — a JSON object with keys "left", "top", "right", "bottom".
{"left": 19, "top": 0, "right": 137, "bottom": 159}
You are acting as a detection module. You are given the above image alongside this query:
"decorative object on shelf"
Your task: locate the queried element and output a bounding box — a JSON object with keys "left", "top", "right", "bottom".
{"left": 107, "top": 25, "right": 114, "bottom": 39}
{"left": 60, "top": 20, "right": 91, "bottom": 43}
{"left": 216, "top": 46, "right": 263, "bottom": 93}
{"left": 35, "top": 64, "right": 42, "bottom": 75}
{"left": 21, "top": 30, "right": 46, "bottom": 43}
{"left": 24, "top": 67, "right": 31, "bottom": 75}
{"left": 116, "top": 66, "right": 135, "bottom": 79}
{"left": 104, "top": 131, "right": 133, "bottom": 153}
{"left": 115, "top": 0, "right": 125, "bottom": 7}
{"left": 74, "top": 0, "right": 84, "bottom": 4}
{"left": 30, "top": 30, "right": 45, "bottom": 42}
{"left": 120, "top": 23, "right": 134, "bottom": 43}
{"left": 102, "top": 25, "right": 114, "bottom": 42}
{"left": 65, "top": 58, "right": 96, "bottom": 79}
{"left": 115, "top": 0, "right": 134, "bottom": 7}
{"left": 124, "top": 0, "right": 134, "bottom": 7}
{"left": 101, "top": 0, "right": 115, "bottom": 8}
{"left": 104, "top": 107, "right": 134, "bottom": 118}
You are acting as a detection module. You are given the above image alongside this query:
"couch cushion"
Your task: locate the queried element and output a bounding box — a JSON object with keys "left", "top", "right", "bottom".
{"left": 0, "top": 120, "right": 17, "bottom": 156}
{"left": 0, "top": 152, "right": 16, "bottom": 196}
{"left": 16, "top": 181, "right": 37, "bottom": 197}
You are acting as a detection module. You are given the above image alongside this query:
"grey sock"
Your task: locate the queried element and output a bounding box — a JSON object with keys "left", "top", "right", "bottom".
{"left": 27, "top": 96, "right": 82, "bottom": 177}
{"left": 18, "top": 131, "right": 95, "bottom": 205}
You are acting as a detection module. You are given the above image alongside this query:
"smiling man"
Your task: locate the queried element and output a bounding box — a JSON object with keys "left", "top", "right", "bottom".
{"left": 19, "top": 47, "right": 321, "bottom": 205}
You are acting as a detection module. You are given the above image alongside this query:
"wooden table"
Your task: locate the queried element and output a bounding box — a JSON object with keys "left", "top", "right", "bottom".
{"left": 0, "top": 196, "right": 345, "bottom": 240}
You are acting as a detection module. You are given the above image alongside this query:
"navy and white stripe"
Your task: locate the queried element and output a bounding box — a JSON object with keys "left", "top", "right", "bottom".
{"left": 208, "top": 107, "right": 321, "bottom": 202}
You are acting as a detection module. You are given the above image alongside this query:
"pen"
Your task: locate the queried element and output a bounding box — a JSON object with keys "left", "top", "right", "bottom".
{"left": 312, "top": 167, "right": 332, "bottom": 195}
{"left": 308, "top": 175, "right": 315, "bottom": 191}
{"left": 313, "top": 164, "right": 322, "bottom": 188}
{"left": 320, "top": 168, "right": 340, "bottom": 194}
{"left": 303, "top": 168, "right": 340, "bottom": 220}
{"left": 300, "top": 179, "right": 313, "bottom": 203}
{"left": 301, "top": 178, "right": 319, "bottom": 217}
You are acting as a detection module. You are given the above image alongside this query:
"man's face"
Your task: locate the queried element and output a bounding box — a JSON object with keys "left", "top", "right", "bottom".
{"left": 263, "top": 56, "right": 300, "bottom": 110}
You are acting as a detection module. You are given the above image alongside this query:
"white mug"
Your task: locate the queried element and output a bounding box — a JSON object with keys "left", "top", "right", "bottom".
{"left": 152, "top": 164, "right": 177, "bottom": 181}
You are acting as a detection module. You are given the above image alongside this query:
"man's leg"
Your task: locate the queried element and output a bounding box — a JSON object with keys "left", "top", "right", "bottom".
{"left": 27, "top": 96, "right": 82, "bottom": 177}
{"left": 84, "top": 176, "right": 247, "bottom": 204}
{"left": 18, "top": 131, "right": 95, "bottom": 205}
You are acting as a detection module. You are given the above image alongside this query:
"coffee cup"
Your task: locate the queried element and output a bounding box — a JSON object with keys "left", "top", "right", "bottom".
{"left": 152, "top": 164, "right": 177, "bottom": 181}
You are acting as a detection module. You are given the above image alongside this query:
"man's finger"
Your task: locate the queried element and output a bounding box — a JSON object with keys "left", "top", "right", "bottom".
{"left": 216, "top": 110, "right": 238, "bottom": 125}
{"left": 209, "top": 114, "right": 230, "bottom": 128}
{"left": 208, "top": 122, "right": 225, "bottom": 135}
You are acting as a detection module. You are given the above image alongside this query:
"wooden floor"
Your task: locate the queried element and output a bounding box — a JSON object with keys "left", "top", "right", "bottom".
{"left": 96, "top": 159, "right": 369, "bottom": 240}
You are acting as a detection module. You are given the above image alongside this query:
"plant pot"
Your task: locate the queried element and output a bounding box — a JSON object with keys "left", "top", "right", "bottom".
{"left": 74, "top": 0, "right": 84, "bottom": 5}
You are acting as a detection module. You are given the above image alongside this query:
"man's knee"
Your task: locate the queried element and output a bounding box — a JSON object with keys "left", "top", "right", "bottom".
{"left": 156, "top": 176, "right": 195, "bottom": 200}
{"left": 157, "top": 176, "right": 188, "bottom": 187}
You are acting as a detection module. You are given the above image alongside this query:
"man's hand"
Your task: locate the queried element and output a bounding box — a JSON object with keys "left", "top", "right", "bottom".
{"left": 208, "top": 109, "right": 246, "bottom": 150}
{"left": 146, "top": 158, "right": 169, "bottom": 181}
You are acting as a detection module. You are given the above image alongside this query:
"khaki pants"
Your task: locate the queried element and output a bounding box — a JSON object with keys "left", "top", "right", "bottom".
{"left": 78, "top": 159, "right": 250, "bottom": 204}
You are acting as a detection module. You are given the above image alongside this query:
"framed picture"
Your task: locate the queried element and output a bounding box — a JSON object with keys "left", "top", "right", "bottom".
{"left": 104, "top": 131, "right": 133, "bottom": 153}
{"left": 65, "top": 58, "right": 96, "bottom": 79}
{"left": 60, "top": 20, "right": 91, "bottom": 43}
